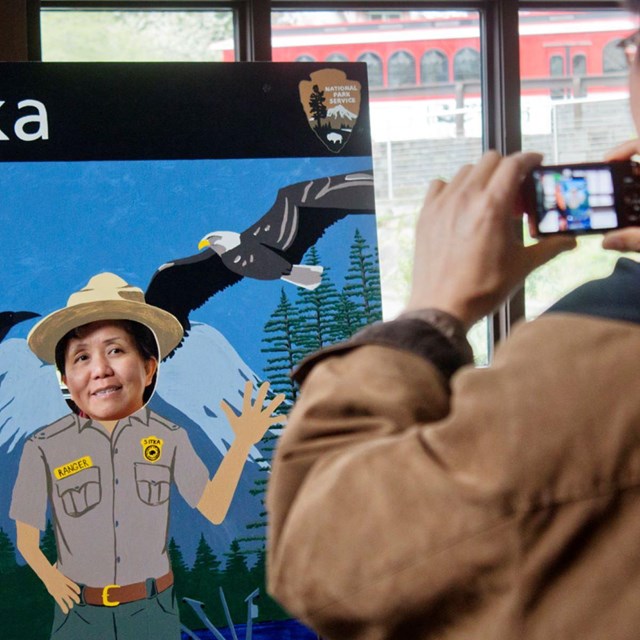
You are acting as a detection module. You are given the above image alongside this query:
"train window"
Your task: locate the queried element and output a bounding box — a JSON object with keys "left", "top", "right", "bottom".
{"left": 296, "top": 54, "right": 316, "bottom": 62}
{"left": 550, "top": 55, "right": 565, "bottom": 99}
{"left": 41, "top": 10, "right": 235, "bottom": 61}
{"left": 573, "top": 54, "right": 587, "bottom": 96}
{"left": 453, "top": 48, "right": 481, "bottom": 81}
{"left": 388, "top": 51, "right": 417, "bottom": 87}
{"left": 573, "top": 54, "right": 587, "bottom": 76}
{"left": 603, "top": 39, "right": 628, "bottom": 72}
{"left": 271, "top": 9, "right": 488, "bottom": 363}
{"left": 521, "top": 9, "right": 636, "bottom": 321}
{"left": 357, "top": 52, "right": 384, "bottom": 88}
{"left": 326, "top": 53, "right": 349, "bottom": 62}
{"left": 421, "top": 50, "right": 449, "bottom": 84}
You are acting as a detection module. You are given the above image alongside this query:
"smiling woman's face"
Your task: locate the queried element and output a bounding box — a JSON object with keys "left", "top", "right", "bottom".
{"left": 62, "top": 321, "right": 157, "bottom": 422}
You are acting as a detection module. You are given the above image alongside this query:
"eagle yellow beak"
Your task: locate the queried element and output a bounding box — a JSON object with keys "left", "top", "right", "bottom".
{"left": 198, "top": 238, "right": 210, "bottom": 251}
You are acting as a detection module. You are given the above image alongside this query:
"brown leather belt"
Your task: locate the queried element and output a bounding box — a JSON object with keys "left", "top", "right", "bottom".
{"left": 81, "top": 570, "right": 174, "bottom": 607}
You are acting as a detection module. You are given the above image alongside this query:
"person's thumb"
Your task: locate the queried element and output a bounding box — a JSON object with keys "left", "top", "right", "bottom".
{"left": 523, "top": 236, "right": 577, "bottom": 274}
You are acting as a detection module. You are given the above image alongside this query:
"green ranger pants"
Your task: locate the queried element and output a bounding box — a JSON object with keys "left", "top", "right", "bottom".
{"left": 50, "top": 586, "right": 180, "bottom": 640}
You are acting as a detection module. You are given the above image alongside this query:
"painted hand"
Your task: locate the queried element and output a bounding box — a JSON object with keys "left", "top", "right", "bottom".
{"left": 45, "top": 567, "right": 80, "bottom": 614}
{"left": 221, "top": 380, "right": 286, "bottom": 448}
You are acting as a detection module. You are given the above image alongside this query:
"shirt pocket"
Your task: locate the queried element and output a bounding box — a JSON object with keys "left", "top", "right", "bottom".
{"left": 134, "top": 463, "right": 171, "bottom": 506}
{"left": 55, "top": 467, "right": 102, "bottom": 518}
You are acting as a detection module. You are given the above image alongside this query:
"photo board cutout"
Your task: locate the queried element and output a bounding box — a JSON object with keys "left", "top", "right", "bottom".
{"left": 0, "top": 62, "right": 380, "bottom": 640}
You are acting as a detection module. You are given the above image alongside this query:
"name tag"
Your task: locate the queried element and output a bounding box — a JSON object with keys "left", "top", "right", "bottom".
{"left": 54, "top": 456, "right": 93, "bottom": 480}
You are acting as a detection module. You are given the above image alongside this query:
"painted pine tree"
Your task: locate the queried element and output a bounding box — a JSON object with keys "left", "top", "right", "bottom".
{"left": 239, "top": 290, "right": 303, "bottom": 557}
{"left": 261, "top": 288, "right": 304, "bottom": 405}
{"left": 344, "top": 229, "right": 383, "bottom": 325}
{"left": 221, "top": 538, "right": 255, "bottom": 624}
{"left": 296, "top": 246, "right": 342, "bottom": 353}
{"left": 334, "top": 290, "right": 365, "bottom": 340}
{"left": 186, "top": 533, "right": 226, "bottom": 626}
{"left": 0, "top": 527, "right": 17, "bottom": 575}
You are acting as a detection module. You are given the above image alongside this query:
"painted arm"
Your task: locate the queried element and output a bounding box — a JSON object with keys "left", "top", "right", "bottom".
{"left": 197, "top": 380, "right": 285, "bottom": 525}
{"left": 16, "top": 520, "right": 80, "bottom": 614}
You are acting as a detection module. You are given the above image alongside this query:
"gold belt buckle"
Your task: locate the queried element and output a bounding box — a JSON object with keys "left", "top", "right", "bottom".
{"left": 102, "top": 584, "right": 121, "bottom": 607}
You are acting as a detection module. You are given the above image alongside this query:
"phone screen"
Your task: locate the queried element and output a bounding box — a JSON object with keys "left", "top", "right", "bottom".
{"left": 531, "top": 165, "right": 619, "bottom": 233}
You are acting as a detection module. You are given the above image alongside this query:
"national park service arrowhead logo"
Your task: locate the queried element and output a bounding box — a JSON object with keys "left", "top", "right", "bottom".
{"left": 299, "top": 69, "right": 361, "bottom": 154}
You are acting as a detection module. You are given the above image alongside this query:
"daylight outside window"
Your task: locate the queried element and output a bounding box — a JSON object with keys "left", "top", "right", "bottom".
{"left": 519, "top": 9, "right": 637, "bottom": 319}
{"left": 41, "top": 10, "right": 235, "bottom": 62}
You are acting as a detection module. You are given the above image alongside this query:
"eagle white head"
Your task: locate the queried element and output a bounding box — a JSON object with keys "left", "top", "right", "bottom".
{"left": 198, "top": 231, "right": 241, "bottom": 256}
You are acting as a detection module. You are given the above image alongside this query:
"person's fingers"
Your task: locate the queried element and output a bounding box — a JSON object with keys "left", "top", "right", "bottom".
{"left": 486, "top": 152, "right": 543, "bottom": 218}
{"left": 446, "top": 162, "right": 476, "bottom": 191}
{"left": 523, "top": 236, "right": 577, "bottom": 274}
{"left": 602, "top": 228, "right": 640, "bottom": 251}
{"left": 604, "top": 138, "right": 640, "bottom": 161}
{"left": 424, "top": 177, "right": 447, "bottom": 202}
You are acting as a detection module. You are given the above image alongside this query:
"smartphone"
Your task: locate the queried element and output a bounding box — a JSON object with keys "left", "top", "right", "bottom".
{"left": 524, "top": 161, "right": 640, "bottom": 235}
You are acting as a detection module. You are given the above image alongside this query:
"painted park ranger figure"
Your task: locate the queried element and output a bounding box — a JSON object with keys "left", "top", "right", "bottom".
{"left": 10, "top": 272, "right": 283, "bottom": 640}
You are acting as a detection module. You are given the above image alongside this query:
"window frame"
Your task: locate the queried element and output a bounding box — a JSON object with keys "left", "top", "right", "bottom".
{"left": 1, "top": 0, "right": 631, "bottom": 353}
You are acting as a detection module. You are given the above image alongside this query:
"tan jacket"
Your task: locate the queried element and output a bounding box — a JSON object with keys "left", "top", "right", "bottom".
{"left": 267, "top": 313, "right": 640, "bottom": 640}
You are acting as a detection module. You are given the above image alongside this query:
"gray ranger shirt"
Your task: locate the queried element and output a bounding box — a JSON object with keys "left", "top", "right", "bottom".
{"left": 10, "top": 407, "right": 209, "bottom": 587}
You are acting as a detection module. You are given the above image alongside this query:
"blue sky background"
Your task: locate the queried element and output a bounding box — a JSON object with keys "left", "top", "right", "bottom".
{"left": 1, "top": 156, "right": 378, "bottom": 374}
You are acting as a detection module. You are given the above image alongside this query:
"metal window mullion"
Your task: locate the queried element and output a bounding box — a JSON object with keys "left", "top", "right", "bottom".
{"left": 481, "top": 0, "right": 524, "bottom": 350}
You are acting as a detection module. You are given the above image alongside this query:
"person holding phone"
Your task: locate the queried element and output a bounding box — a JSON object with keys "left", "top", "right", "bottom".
{"left": 266, "top": 2, "right": 640, "bottom": 639}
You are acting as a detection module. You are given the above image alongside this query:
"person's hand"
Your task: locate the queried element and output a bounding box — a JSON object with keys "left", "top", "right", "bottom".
{"left": 602, "top": 139, "right": 640, "bottom": 251}
{"left": 43, "top": 566, "right": 80, "bottom": 614}
{"left": 405, "top": 151, "right": 576, "bottom": 329}
{"left": 221, "top": 380, "right": 285, "bottom": 448}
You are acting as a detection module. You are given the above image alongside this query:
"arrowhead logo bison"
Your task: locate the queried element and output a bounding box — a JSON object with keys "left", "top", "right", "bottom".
{"left": 299, "top": 69, "right": 362, "bottom": 154}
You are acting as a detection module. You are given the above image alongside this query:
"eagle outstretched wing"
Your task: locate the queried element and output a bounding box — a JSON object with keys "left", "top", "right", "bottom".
{"left": 238, "top": 171, "right": 375, "bottom": 264}
{"left": 145, "top": 250, "right": 242, "bottom": 340}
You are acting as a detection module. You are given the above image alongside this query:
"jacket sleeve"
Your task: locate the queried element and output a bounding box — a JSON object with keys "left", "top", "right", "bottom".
{"left": 266, "top": 313, "right": 640, "bottom": 640}
{"left": 266, "top": 311, "right": 486, "bottom": 638}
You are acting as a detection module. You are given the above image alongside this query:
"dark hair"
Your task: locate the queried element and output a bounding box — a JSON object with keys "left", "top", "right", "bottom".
{"left": 55, "top": 320, "right": 159, "bottom": 408}
{"left": 55, "top": 319, "right": 158, "bottom": 374}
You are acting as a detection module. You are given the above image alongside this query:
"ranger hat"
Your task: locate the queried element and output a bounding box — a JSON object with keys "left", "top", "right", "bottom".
{"left": 27, "top": 272, "right": 183, "bottom": 363}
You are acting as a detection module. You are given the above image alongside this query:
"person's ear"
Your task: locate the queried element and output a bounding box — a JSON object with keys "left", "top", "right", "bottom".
{"left": 145, "top": 358, "right": 158, "bottom": 386}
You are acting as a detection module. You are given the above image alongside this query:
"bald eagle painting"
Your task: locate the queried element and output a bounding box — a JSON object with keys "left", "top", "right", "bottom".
{"left": 146, "top": 170, "right": 376, "bottom": 340}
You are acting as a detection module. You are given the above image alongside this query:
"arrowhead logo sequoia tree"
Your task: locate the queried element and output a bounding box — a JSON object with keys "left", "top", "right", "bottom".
{"left": 299, "top": 69, "right": 362, "bottom": 153}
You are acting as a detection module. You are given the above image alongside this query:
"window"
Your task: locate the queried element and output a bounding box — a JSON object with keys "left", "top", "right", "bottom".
{"left": 357, "top": 51, "right": 384, "bottom": 88}
{"left": 41, "top": 10, "right": 234, "bottom": 61}
{"left": 453, "top": 47, "right": 480, "bottom": 81}
{"left": 326, "top": 53, "right": 348, "bottom": 62}
{"left": 421, "top": 49, "right": 449, "bottom": 84}
{"left": 550, "top": 54, "right": 565, "bottom": 99}
{"left": 521, "top": 9, "right": 635, "bottom": 321}
{"left": 388, "top": 51, "right": 416, "bottom": 87}
{"left": 603, "top": 39, "right": 627, "bottom": 73}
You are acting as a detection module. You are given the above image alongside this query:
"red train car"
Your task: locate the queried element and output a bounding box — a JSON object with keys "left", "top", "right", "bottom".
{"left": 221, "top": 10, "right": 635, "bottom": 100}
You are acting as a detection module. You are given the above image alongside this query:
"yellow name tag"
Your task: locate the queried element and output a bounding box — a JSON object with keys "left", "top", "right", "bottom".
{"left": 54, "top": 456, "right": 93, "bottom": 480}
